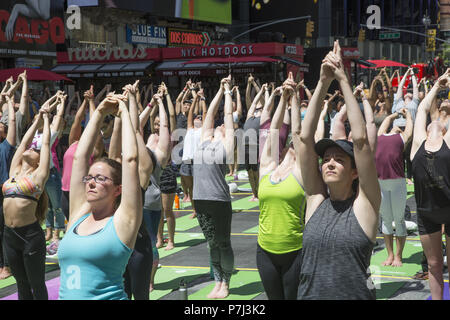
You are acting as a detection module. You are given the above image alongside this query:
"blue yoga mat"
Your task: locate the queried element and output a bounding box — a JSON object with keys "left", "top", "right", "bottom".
{"left": 426, "top": 282, "right": 450, "bottom": 300}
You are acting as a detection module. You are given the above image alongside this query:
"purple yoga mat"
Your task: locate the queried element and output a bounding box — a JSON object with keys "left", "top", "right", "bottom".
{"left": 1, "top": 277, "right": 60, "bottom": 300}
{"left": 427, "top": 281, "right": 450, "bottom": 300}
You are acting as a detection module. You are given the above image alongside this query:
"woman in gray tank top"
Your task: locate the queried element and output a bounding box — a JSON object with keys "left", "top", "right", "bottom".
{"left": 192, "top": 75, "right": 236, "bottom": 299}
{"left": 297, "top": 41, "right": 381, "bottom": 300}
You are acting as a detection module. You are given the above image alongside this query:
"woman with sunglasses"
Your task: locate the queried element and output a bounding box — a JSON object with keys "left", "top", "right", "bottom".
{"left": 2, "top": 104, "right": 52, "bottom": 300}
{"left": 410, "top": 69, "right": 450, "bottom": 300}
{"left": 256, "top": 73, "right": 305, "bottom": 300}
{"left": 57, "top": 93, "right": 141, "bottom": 300}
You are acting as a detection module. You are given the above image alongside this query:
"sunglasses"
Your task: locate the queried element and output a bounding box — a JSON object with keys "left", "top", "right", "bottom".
{"left": 82, "top": 174, "right": 114, "bottom": 184}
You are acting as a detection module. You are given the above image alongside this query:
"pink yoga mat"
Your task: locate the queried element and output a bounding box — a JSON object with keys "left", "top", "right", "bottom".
{"left": 1, "top": 277, "right": 60, "bottom": 300}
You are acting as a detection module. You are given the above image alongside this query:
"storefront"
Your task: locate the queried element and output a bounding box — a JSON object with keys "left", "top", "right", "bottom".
{"left": 52, "top": 42, "right": 304, "bottom": 94}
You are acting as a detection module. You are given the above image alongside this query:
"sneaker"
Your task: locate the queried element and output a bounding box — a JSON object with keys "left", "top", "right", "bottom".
{"left": 46, "top": 241, "right": 59, "bottom": 256}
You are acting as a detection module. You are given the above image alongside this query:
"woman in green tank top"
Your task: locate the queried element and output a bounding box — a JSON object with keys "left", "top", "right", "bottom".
{"left": 256, "top": 73, "right": 306, "bottom": 300}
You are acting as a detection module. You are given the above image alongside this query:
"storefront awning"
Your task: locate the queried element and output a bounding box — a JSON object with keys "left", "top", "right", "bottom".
{"left": 51, "top": 61, "right": 154, "bottom": 78}
{"left": 156, "top": 60, "right": 211, "bottom": 70}
{"left": 182, "top": 56, "right": 279, "bottom": 64}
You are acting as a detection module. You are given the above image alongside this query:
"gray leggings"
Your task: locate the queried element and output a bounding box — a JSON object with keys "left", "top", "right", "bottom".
{"left": 195, "top": 200, "right": 234, "bottom": 283}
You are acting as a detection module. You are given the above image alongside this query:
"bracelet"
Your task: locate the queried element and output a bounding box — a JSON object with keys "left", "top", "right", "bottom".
{"left": 224, "top": 90, "right": 232, "bottom": 95}
{"left": 200, "top": 97, "right": 206, "bottom": 101}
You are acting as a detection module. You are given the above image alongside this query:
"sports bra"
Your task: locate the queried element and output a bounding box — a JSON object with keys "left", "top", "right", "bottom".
{"left": 2, "top": 175, "right": 43, "bottom": 202}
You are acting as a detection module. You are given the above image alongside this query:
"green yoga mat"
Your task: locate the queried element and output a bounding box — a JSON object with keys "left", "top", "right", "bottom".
{"left": 232, "top": 196, "right": 259, "bottom": 211}
{"left": 164, "top": 214, "right": 199, "bottom": 232}
{"left": 373, "top": 278, "right": 406, "bottom": 300}
{"left": 150, "top": 266, "right": 210, "bottom": 300}
{"left": 158, "top": 232, "right": 206, "bottom": 259}
{"left": 243, "top": 225, "right": 259, "bottom": 234}
{"left": 370, "top": 240, "right": 423, "bottom": 278}
{"left": 188, "top": 270, "right": 264, "bottom": 300}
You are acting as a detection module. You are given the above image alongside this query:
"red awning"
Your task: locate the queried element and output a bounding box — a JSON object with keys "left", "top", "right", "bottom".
{"left": 182, "top": 56, "right": 279, "bottom": 64}
{"left": 0, "top": 68, "right": 73, "bottom": 82}
{"left": 360, "top": 60, "right": 408, "bottom": 69}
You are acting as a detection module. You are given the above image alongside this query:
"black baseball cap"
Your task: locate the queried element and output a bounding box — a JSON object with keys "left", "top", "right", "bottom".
{"left": 314, "top": 139, "right": 354, "bottom": 160}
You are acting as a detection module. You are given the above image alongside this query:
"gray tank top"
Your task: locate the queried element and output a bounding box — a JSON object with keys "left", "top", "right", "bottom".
{"left": 192, "top": 140, "right": 230, "bottom": 202}
{"left": 143, "top": 150, "right": 163, "bottom": 211}
{"left": 298, "top": 196, "right": 376, "bottom": 300}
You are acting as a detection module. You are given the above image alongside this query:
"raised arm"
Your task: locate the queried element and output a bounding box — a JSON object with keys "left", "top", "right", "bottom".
{"left": 329, "top": 41, "right": 380, "bottom": 240}
{"left": 152, "top": 94, "right": 171, "bottom": 168}
{"left": 68, "top": 92, "right": 89, "bottom": 145}
{"left": 246, "top": 84, "right": 266, "bottom": 121}
{"left": 299, "top": 58, "right": 334, "bottom": 205}
{"left": 356, "top": 84, "right": 377, "bottom": 153}
{"left": 69, "top": 96, "right": 117, "bottom": 225}
{"left": 126, "top": 81, "right": 153, "bottom": 189}
{"left": 34, "top": 111, "right": 51, "bottom": 185}
{"left": 17, "top": 71, "right": 30, "bottom": 127}
{"left": 50, "top": 93, "right": 66, "bottom": 133}
{"left": 202, "top": 79, "right": 225, "bottom": 142}
{"left": 260, "top": 86, "right": 279, "bottom": 125}
{"left": 114, "top": 98, "right": 142, "bottom": 249}
{"left": 108, "top": 115, "right": 122, "bottom": 163}
{"left": 9, "top": 111, "right": 41, "bottom": 175}
{"left": 4, "top": 95, "right": 16, "bottom": 147}
{"left": 377, "top": 112, "right": 397, "bottom": 136}
{"left": 411, "top": 70, "right": 450, "bottom": 160}
{"left": 260, "top": 84, "right": 290, "bottom": 178}
{"left": 223, "top": 76, "right": 235, "bottom": 161}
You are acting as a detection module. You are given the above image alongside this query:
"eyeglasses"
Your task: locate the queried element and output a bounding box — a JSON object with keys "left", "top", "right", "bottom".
{"left": 82, "top": 174, "right": 114, "bottom": 184}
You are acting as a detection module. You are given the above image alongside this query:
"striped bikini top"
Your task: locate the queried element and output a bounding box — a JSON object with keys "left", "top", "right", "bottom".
{"left": 2, "top": 175, "right": 43, "bottom": 202}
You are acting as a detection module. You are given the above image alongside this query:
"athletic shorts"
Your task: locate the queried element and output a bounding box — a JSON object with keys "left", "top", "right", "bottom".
{"left": 160, "top": 165, "right": 177, "bottom": 194}
{"left": 179, "top": 161, "right": 193, "bottom": 177}
{"left": 417, "top": 207, "right": 450, "bottom": 236}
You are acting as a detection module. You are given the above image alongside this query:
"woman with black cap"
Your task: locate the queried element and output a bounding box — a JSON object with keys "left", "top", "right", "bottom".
{"left": 297, "top": 40, "right": 381, "bottom": 300}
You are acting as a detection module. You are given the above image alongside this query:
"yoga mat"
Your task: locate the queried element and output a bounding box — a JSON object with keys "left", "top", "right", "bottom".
{"left": 232, "top": 196, "right": 259, "bottom": 211}
{"left": 0, "top": 263, "right": 59, "bottom": 290}
{"left": 1, "top": 276, "right": 60, "bottom": 300}
{"left": 370, "top": 241, "right": 424, "bottom": 277}
{"left": 164, "top": 213, "right": 199, "bottom": 232}
{"left": 158, "top": 232, "right": 206, "bottom": 259}
{"left": 427, "top": 282, "right": 450, "bottom": 300}
{"left": 372, "top": 277, "right": 407, "bottom": 300}
{"left": 188, "top": 270, "right": 264, "bottom": 300}
{"left": 150, "top": 267, "right": 210, "bottom": 300}
{"left": 243, "top": 225, "right": 259, "bottom": 234}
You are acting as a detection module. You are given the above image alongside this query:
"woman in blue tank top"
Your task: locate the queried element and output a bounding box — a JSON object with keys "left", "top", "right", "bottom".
{"left": 57, "top": 93, "right": 142, "bottom": 300}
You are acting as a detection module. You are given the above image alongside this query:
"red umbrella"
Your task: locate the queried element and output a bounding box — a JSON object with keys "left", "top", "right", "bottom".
{"left": 0, "top": 68, "right": 73, "bottom": 82}
{"left": 360, "top": 60, "right": 408, "bottom": 69}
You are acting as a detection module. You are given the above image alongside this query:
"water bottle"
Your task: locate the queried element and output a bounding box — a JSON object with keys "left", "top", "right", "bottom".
{"left": 179, "top": 279, "right": 188, "bottom": 300}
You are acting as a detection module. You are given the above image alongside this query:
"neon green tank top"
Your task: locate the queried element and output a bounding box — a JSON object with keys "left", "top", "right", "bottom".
{"left": 257, "top": 173, "right": 306, "bottom": 254}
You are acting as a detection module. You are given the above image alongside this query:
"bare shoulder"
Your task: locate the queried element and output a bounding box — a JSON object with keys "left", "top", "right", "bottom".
{"left": 304, "top": 194, "right": 326, "bottom": 224}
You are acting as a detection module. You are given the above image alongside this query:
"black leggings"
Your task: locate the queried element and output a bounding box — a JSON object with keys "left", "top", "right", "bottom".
{"left": 256, "top": 243, "right": 302, "bottom": 300}
{"left": 0, "top": 194, "right": 9, "bottom": 268}
{"left": 61, "top": 190, "right": 70, "bottom": 221}
{"left": 123, "top": 224, "right": 153, "bottom": 300}
{"left": 3, "top": 221, "right": 48, "bottom": 300}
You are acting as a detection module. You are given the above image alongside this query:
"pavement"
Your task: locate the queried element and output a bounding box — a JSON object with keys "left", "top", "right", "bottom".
{"left": 0, "top": 171, "right": 447, "bottom": 301}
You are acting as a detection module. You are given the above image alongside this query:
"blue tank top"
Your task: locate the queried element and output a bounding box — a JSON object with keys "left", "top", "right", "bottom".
{"left": 57, "top": 214, "right": 132, "bottom": 300}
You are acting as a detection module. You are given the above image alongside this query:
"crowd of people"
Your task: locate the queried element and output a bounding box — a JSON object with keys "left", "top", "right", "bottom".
{"left": 0, "top": 40, "right": 449, "bottom": 300}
